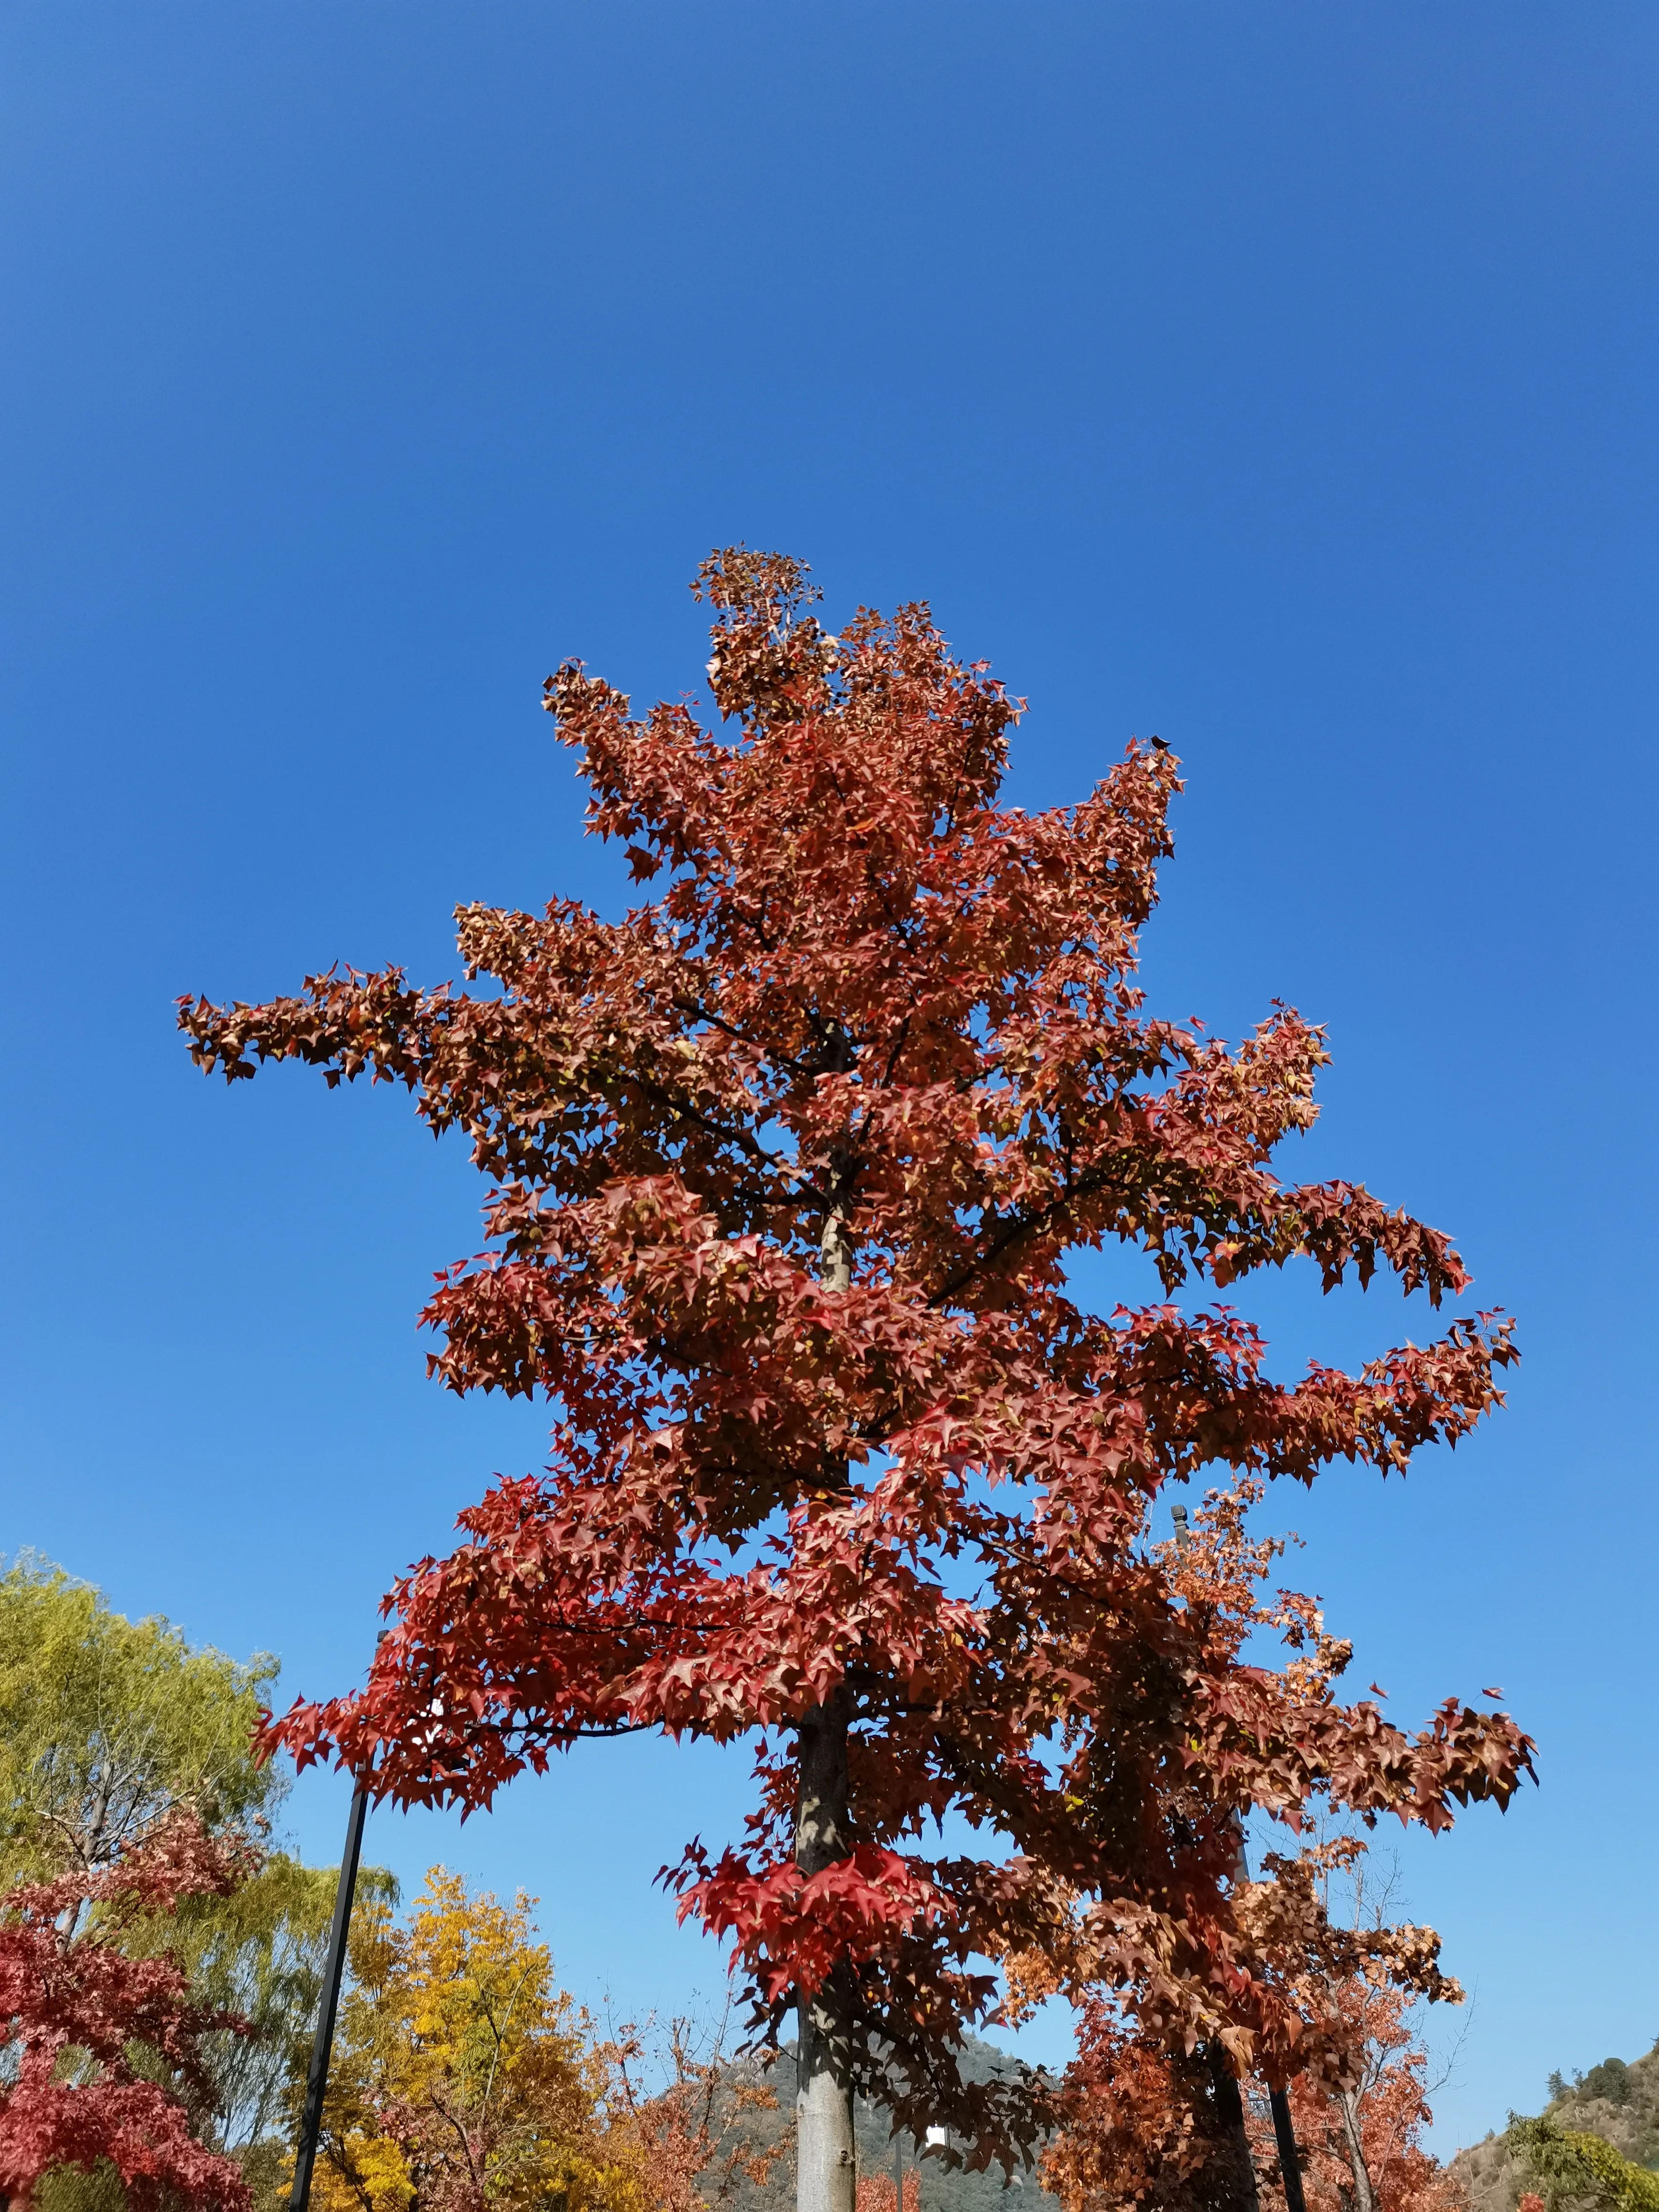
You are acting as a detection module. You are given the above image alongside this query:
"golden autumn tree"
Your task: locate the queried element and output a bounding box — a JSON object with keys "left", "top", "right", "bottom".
{"left": 311, "top": 1870, "right": 639, "bottom": 2212}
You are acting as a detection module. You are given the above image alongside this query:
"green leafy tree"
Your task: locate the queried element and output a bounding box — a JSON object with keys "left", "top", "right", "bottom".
{"left": 170, "top": 1858, "right": 384, "bottom": 2185}
{"left": 1579, "top": 2065, "right": 1635, "bottom": 2112}
{"left": 1511, "top": 2116, "right": 1659, "bottom": 2212}
{"left": 0, "top": 1556, "right": 383, "bottom": 2207}
{"left": 0, "top": 1556, "right": 284, "bottom": 1885}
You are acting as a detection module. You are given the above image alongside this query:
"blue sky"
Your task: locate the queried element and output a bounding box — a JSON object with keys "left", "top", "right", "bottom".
{"left": 2, "top": 1, "right": 1655, "bottom": 2153}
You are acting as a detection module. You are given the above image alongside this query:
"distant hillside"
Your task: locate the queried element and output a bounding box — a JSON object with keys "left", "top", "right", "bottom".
{"left": 707, "top": 2037, "right": 1059, "bottom": 2212}
{"left": 1453, "top": 2040, "right": 1659, "bottom": 2212}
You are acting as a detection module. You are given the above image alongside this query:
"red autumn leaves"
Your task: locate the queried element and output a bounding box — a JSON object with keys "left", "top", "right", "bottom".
{"left": 180, "top": 548, "right": 1531, "bottom": 2162}
{"left": 0, "top": 1816, "right": 252, "bottom": 2212}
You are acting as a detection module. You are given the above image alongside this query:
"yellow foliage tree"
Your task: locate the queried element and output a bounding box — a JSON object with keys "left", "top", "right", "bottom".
{"left": 312, "top": 1870, "right": 644, "bottom": 2212}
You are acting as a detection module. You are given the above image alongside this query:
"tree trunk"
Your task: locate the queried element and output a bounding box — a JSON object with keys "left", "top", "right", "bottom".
{"left": 796, "top": 1687, "right": 856, "bottom": 2212}
{"left": 797, "top": 1186, "right": 857, "bottom": 2212}
{"left": 1336, "top": 2090, "right": 1377, "bottom": 2212}
{"left": 1205, "top": 2046, "right": 1260, "bottom": 2212}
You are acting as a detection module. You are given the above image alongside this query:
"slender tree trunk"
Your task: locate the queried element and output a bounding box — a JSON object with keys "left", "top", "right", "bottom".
{"left": 796, "top": 1187, "right": 857, "bottom": 2212}
{"left": 1336, "top": 2090, "right": 1377, "bottom": 2212}
{"left": 796, "top": 1687, "right": 856, "bottom": 2212}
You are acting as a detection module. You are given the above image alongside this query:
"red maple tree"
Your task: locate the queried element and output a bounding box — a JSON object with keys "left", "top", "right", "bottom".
{"left": 1041, "top": 1997, "right": 1250, "bottom": 2212}
{"left": 1233, "top": 1834, "right": 1466, "bottom": 2212}
{"left": 181, "top": 549, "right": 1531, "bottom": 2212}
{"left": 1017, "top": 1520, "right": 1474, "bottom": 2212}
{"left": 0, "top": 1814, "right": 252, "bottom": 2212}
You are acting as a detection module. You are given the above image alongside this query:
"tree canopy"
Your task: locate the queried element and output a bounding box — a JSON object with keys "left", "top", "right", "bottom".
{"left": 1511, "top": 2119, "right": 1659, "bottom": 2212}
{"left": 0, "top": 1557, "right": 282, "bottom": 1885}
{"left": 313, "top": 1868, "right": 640, "bottom": 2212}
{"left": 182, "top": 549, "right": 1533, "bottom": 2209}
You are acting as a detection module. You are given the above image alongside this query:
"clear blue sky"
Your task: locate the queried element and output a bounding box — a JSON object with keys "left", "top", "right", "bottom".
{"left": 2, "top": 2, "right": 1654, "bottom": 2153}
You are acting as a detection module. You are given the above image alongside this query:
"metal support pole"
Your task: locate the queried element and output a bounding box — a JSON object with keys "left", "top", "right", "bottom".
{"left": 1173, "top": 1506, "right": 1257, "bottom": 2206}
{"left": 1173, "top": 1501, "right": 1310, "bottom": 2212}
{"left": 1270, "top": 2089, "right": 1308, "bottom": 2212}
{"left": 289, "top": 1780, "right": 370, "bottom": 2212}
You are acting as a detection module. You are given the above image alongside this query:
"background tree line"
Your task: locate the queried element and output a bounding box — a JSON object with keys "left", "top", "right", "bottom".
{"left": 12, "top": 1540, "right": 1646, "bottom": 2212}
{"left": 0, "top": 1551, "right": 1504, "bottom": 2212}
{"left": 0, "top": 1557, "right": 778, "bottom": 2212}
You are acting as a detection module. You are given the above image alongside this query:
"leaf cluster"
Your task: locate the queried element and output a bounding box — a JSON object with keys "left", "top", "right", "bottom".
{"left": 1510, "top": 2119, "right": 1659, "bottom": 2212}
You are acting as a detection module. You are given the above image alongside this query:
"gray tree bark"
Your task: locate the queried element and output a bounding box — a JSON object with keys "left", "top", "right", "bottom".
{"left": 1337, "top": 2089, "right": 1377, "bottom": 2212}
{"left": 796, "top": 1193, "right": 858, "bottom": 2212}
{"left": 795, "top": 1686, "right": 857, "bottom": 2212}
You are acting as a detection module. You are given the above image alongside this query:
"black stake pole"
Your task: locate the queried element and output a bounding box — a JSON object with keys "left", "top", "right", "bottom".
{"left": 1174, "top": 1502, "right": 1285, "bottom": 2212}
{"left": 289, "top": 1779, "right": 370, "bottom": 2212}
{"left": 1270, "top": 2089, "right": 1308, "bottom": 2212}
{"left": 1173, "top": 1507, "right": 1256, "bottom": 2208}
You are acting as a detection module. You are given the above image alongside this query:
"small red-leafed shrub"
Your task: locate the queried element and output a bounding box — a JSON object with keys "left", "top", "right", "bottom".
{"left": 0, "top": 1814, "right": 253, "bottom": 2212}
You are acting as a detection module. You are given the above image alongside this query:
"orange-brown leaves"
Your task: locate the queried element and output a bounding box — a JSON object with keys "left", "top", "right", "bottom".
{"left": 694, "top": 546, "right": 838, "bottom": 727}
{"left": 1042, "top": 2006, "right": 1233, "bottom": 2212}
{"left": 1255, "top": 1980, "right": 1467, "bottom": 2212}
